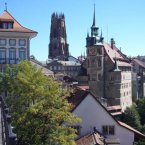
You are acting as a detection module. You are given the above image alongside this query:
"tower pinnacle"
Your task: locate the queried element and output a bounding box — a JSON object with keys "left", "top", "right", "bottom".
{"left": 91, "top": 4, "right": 99, "bottom": 37}
{"left": 92, "top": 4, "right": 95, "bottom": 26}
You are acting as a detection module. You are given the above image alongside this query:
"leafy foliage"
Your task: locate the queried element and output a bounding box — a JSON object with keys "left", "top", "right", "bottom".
{"left": 135, "top": 140, "right": 145, "bottom": 145}
{"left": 136, "top": 98, "right": 145, "bottom": 126}
{"left": 121, "top": 104, "right": 142, "bottom": 131}
{"left": 0, "top": 61, "right": 80, "bottom": 145}
{"left": 119, "top": 100, "right": 145, "bottom": 144}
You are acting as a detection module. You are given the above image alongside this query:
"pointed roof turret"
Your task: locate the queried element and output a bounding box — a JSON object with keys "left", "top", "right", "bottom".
{"left": 87, "top": 31, "right": 89, "bottom": 37}
{"left": 100, "top": 29, "right": 102, "bottom": 37}
{"left": 100, "top": 29, "right": 104, "bottom": 43}
{"left": 92, "top": 4, "right": 96, "bottom": 27}
{"left": 91, "top": 4, "right": 99, "bottom": 37}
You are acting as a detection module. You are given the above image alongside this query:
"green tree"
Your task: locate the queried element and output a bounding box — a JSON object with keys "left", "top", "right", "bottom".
{"left": 135, "top": 140, "right": 145, "bottom": 145}
{"left": 121, "top": 104, "right": 142, "bottom": 131}
{"left": 136, "top": 98, "right": 145, "bottom": 126}
{"left": 0, "top": 61, "right": 80, "bottom": 145}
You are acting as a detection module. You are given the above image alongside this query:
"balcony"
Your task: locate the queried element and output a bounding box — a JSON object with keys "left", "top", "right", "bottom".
{"left": 0, "top": 58, "right": 18, "bottom": 64}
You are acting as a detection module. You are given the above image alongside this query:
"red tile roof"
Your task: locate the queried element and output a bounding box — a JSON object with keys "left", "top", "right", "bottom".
{"left": 111, "top": 112, "right": 122, "bottom": 116}
{"left": 76, "top": 131, "right": 105, "bottom": 145}
{"left": 107, "top": 105, "right": 121, "bottom": 111}
{"left": 132, "top": 58, "right": 145, "bottom": 69}
{"left": 0, "top": 10, "right": 37, "bottom": 34}
{"left": 77, "top": 86, "right": 89, "bottom": 91}
{"left": 67, "top": 88, "right": 89, "bottom": 111}
{"left": 103, "top": 43, "right": 131, "bottom": 67}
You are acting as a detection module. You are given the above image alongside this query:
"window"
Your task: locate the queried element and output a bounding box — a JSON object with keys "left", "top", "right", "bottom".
{"left": 91, "top": 58, "right": 96, "bottom": 65}
{"left": 97, "top": 48, "right": 102, "bottom": 55}
{"left": 8, "top": 23, "right": 13, "bottom": 28}
{"left": 9, "top": 39, "right": 16, "bottom": 46}
{"left": 2, "top": 22, "right": 13, "bottom": 29}
{"left": 98, "top": 59, "right": 102, "bottom": 67}
{"left": 9, "top": 48, "right": 16, "bottom": 64}
{"left": 9, "top": 49, "right": 16, "bottom": 59}
{"left": 53, "top": 66, "right": 57, "bottom": 70}
{"left": 0, "top": 39, "right": 6, "bottom": 46}
{"left": 102, "top": 125, "right": 115, "bottom": 135}
{"left": 19, "top": 39, "right": 26, "bottom": 46}
{"left": 109, "top": 126, "right": 115, "bottom": 135}
{"left": 19, "top": 48, "right": 26, "bottom": 60}
{"left": 0, "top": 49, "right": 6, "bottom": 63}
{"left": 49, "top": 66, "right": 52, "bottom": 70}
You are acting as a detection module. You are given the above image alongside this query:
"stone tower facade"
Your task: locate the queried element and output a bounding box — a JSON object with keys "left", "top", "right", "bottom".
{"left": 86, "top": 6, "right": 132, "bottom": 110}
{"left": 49, "top": 13, "right": 69, "bottom": 60}
{"left": 86, "top": 7, "right": 104, "bottom": 100}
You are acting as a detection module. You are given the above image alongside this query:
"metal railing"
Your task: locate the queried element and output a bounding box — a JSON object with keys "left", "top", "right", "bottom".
{"left": 0, "top": 95, "right": 17, "bottom": 145}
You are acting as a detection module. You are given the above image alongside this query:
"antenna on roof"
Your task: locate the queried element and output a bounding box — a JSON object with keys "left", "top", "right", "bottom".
{"left": 5, "top": 2, "right": 7, "bottom": 11}
{"left": 107, "top": 25, "right": 109, "bottom": 43}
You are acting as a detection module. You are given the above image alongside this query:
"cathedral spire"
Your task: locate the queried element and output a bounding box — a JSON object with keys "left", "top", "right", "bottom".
{"left": 91, "top": 4, "right": 99, "bottom": 37}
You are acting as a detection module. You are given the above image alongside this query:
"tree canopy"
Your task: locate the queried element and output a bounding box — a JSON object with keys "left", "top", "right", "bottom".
{"left": 121, "top": 104, "right": 142, "bottom": 131}
{"left": 136, "top": 98, "right": 145, "bottom": 126}
{"left": 0, "top": 61, "right": 80, "bottom": 145}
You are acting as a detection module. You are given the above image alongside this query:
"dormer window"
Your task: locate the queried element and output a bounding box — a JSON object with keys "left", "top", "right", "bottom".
{"left": 8, "top": 23, "right": 13, "bottom": 28}
{"left": 0, "top": 19, "right": 14, "bottom": 29}
{"left": 2, "top": 23, "right": 7, "bottom": 29}
{"left": 0, "top": 21, "right": 13, "bottom": 29}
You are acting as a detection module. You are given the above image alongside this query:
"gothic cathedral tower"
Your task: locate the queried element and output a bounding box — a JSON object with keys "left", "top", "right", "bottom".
{"left": 48, "top": 13, "right": 69, "bottom": 60}
{"left": 86, "top": 6, "right": 105, "bottom": 100}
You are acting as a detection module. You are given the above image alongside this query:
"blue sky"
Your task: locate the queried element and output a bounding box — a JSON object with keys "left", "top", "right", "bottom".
{"left": 1, "top": 0, "right": 145, "bottom": 61}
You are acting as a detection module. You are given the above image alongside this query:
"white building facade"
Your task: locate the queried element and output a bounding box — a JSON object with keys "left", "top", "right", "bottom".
{"left": 0, "top": 9, "right": 37, "bottom": 71}
{"left": 70, "top": 93, "right": 145, "bottom": 145}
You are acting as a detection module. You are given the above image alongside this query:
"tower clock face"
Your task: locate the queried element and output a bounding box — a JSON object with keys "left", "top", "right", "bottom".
{"left": 89, "top": 48, "right": 96, "bottom": 55}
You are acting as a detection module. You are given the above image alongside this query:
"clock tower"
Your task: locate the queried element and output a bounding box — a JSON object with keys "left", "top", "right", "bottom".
{"left": 86, "top": 6, "right": 105, "bottom": 100}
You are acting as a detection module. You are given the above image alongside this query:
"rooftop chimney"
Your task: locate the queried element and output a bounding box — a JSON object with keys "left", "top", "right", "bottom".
{"left": 111, "top": 38, "right": 115, "bottom": 49}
